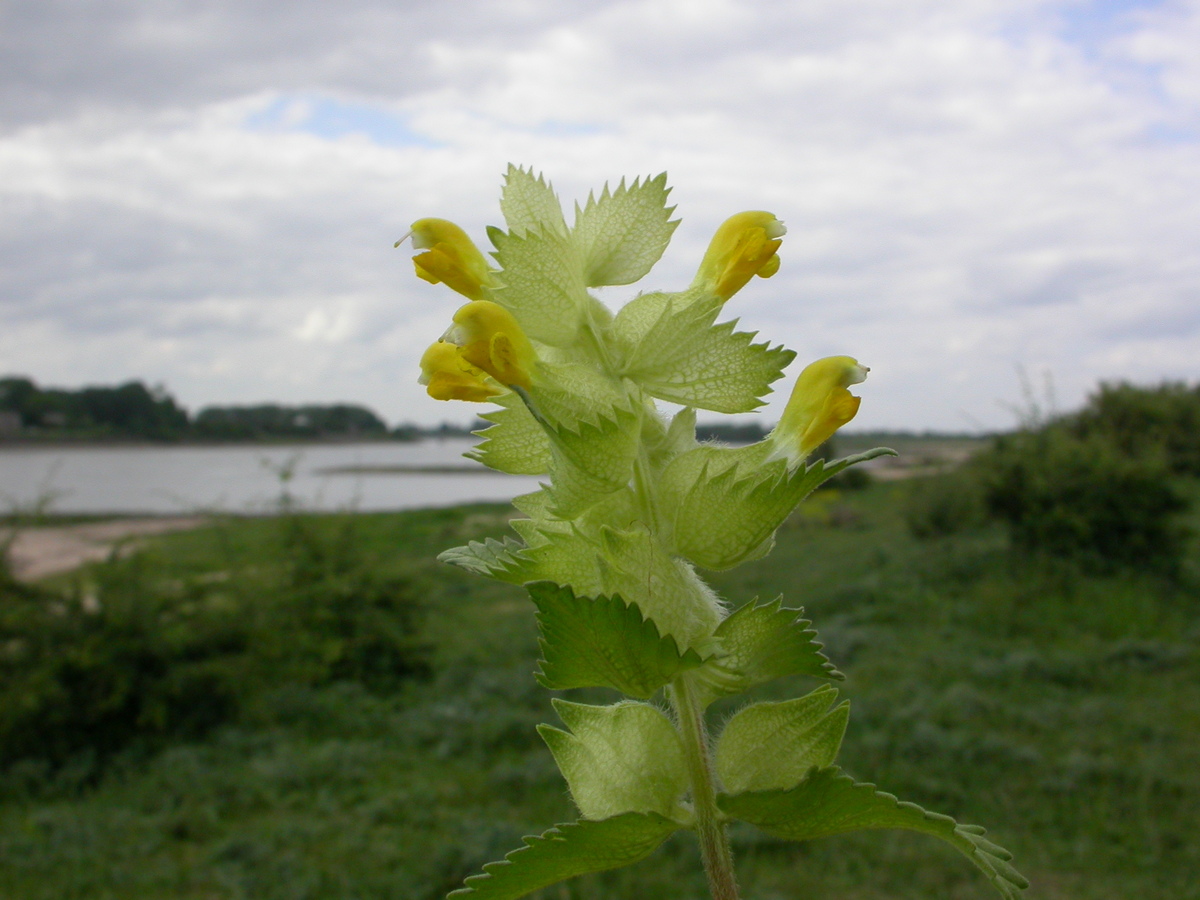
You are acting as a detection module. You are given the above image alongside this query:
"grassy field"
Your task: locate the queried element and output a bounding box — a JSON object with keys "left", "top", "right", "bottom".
{"left": 1, "top": 479, "right": 1198, "bottom": 899}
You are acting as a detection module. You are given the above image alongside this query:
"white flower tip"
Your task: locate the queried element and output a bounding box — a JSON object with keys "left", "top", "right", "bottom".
{"left": 441, "top": 324, "right": 466, "bottom": 345}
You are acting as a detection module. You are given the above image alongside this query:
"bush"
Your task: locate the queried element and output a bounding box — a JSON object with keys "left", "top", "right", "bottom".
{"left": 977, "top": 427, "right": 1191, "bottom": 574}
{"left": 904, "top": 469, "right": 985, "bottom": 539}
{"left": 0, "top": 515, "right": 430, "bottom": 776}
{"left": 1069, "top": 381, "right": 1200, "bottom": 476}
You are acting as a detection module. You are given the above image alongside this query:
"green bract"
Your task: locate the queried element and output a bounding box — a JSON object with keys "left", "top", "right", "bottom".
{"left": 411, "top": 167, "right": 1024, "bottom": 900}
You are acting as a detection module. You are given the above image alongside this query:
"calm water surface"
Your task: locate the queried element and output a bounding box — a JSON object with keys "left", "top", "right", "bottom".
{"left": 0, "top": 440, "right": 540, "bottom": 515}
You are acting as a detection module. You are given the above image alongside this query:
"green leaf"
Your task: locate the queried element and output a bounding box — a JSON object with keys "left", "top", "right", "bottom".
{"left": 448, "top": 812, "right": 679, "bottom": 900}
{"left": 662, "top": 445, "right": 896, "bottom": 570}
{"left": 614, "top": 292, "right": 794, "bottom": 413}
{"left": 504, "top": 523, "right": 607, "bottom": 597}
{"left": 597, "top": 525, "right": 723, "bottom": 648}
{"left": 532, "top": 360, "right": 635, "bottom": 431}
{"left": 528, "top": 581, "right": 705, "bottom": 699}
{"left": 542, "top": 407, "right": 641, "bottom": 519}
{"left": 715, "top": 686, "right": 849, "bottom": 793}
{"left": 719, "top": 767, "right": 1028, "bottom": 900}
{"left": 698, "top": 597, "right": 841, "bottom": 699}
{"left": 490, "top": 226, "right": 587, "bottom": 347}
{"left": 572, "top": 174, "right": 679, "bottom": 287}
{"left": 539, "top": 699, "right": 690, "bottom": 822}
{"left": 499, "top": 164, "right": 567, "bottom": 237}
{"left": 520, "top": 361, "right": 643, "bottom": 518}
{"left": 467, "top": 391, "right": 551, "bottom": 475}
{"left": 642, "top": 320, "right": 794, "bottom": 413}
{"left": 437, "top": 536, "right": 527, "bottom": 583}
{"left": 611, "top": 288, "right": 707, "bottom": 345}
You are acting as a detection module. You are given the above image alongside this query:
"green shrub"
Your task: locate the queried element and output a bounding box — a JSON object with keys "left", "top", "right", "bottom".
{"left": 903, "top": 469, "right": 985, "bottom": 539}
{"left": 977, "top": 427, "right": 1191, "bottom": 574}
{"left": 0, "top": 515, "right": 429, "bottom": 775}
{"left": 1069, "top": 380, "right": 1200, "bottom": 476}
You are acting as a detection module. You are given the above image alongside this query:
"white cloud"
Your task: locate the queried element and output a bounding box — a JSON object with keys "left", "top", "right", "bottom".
{"left": 1, "top": 0, "right": 1197, "bottom": 431}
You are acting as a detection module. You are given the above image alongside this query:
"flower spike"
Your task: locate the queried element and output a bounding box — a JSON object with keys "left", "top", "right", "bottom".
{"left": 693, "top": 211, "right": 786, "bottom": 301}
{"left": 770, "top": 356, "right": 869, "bottom": 467}
{"left": 444, "top": 300, "right": 537, "bottom": 391}
{"left": 419, "top": 172, "right": 1022, "bottom": 900}
{"left": 397, "top": 218, "right": 493, "bottom": 301}
{"left": 419, "top": 341, "right": 503, "bottom": 402}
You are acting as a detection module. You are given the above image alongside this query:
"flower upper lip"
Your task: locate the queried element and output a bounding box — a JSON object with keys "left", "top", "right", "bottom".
{"left": 396, "top": 217, "right": 494, "bottom": 301}
{"left": 693, "top": 211, "right": 787, "bottom": 302}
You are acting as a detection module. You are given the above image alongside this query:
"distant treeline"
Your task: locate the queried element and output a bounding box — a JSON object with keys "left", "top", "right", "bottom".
{"left": 0, "top": 376, "right": 472, "bottom": 443}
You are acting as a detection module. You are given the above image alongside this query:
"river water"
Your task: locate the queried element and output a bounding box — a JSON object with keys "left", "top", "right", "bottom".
{"left": 0, "top": 439, "right": 541, "bottom": 515}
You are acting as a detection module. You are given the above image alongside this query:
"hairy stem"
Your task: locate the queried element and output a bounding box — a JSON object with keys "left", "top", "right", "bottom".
{"left": 671, "top": 676, "right": 740, "bottom": 900}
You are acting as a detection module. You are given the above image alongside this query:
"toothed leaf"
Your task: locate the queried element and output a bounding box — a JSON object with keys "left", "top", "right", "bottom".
{"left": 448, "top": 812, "right": 678, "bottom": 900}
{"left": 468, "top": 391, "right": 552, "bottom": 475}
{"left": 543, "top": 408, "right": 641, "bottom": 519}
{"left": 528, "top": 581, "right": 705, "bottom": 699}
{"left": 533, "top": 361, "right": 635, "bottom": 431}
{"left": 438, "top": 537, "right": 528, "bottom": 583}
{"left": 715, "top": 686, "right": 849, "bottom": 794}
{"left": 573, "top": 174, "right": 679, "bottom": 286}
{"left": 540, "top": 700, "right": 689, "bottom": 821}
{"left": 615, "top": 292, "right": 794, "bottom": 413}
{"left": 597, "top": 525, "right": 723, "bottom": 648}
{"left": 719, "top": 767, "right": 1028, "bottom": 900}
{"left": 663, "top": 445, "right": 896, "bottom": 570}
{"left": 698, "top": 597, "right": 840, "bottom": 699}
{"left": 490, "top": 226, "right": 587, "bottom": 346}
{"left": 500, "top": 164, "right": 568, "bottom": 237}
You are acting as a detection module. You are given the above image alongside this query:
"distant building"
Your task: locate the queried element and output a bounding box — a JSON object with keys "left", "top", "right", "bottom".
{"left": 0, "top": 410, "right": 20, "bottom": 435}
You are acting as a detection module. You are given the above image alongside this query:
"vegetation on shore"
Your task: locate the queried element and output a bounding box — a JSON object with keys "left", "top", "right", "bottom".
{"left": 0, "top": 505, "right": 1196, "bottom": 896}
{"left": 0, "top": 376, "right": 471, "bottom": 443}
{"left": 0, "top": 379, "right": 1197, "bottom": 898}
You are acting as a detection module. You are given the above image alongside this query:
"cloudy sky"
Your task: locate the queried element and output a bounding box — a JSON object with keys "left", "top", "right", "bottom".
{"left": 2, "top": 0, "right": 1197, "bottom": 432}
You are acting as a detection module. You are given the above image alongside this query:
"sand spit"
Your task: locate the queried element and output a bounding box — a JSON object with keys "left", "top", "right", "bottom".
{"left": 2, "top": 517, "right": 207, "bottom": 582}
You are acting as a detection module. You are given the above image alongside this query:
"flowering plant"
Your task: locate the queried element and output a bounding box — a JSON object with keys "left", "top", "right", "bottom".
{"left": 401, "top": 167, "right": 1026, "bottom": 900}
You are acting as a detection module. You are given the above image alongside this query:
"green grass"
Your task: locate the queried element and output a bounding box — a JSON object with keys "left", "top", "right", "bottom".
{"left": 2, "top": 485, "right": 1198, "bottom": 899}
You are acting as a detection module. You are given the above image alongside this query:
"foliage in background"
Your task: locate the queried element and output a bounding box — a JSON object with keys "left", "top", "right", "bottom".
{"left": 2, "top": 491, "right": 1198, "bottom": 899}
{"left": 1067, "top": 380, "right": 1200, "bottom": 476}
{"left": 0, "top": 375, "right": 419, "bottom": 442}
{"left": 978, "top": 428, "right": 1190, "bottom": 574}
{"left": 0, "top": 512, "right": 429, "bottom": 780}
{"left": 0, "top": 376, "right": 189, "bottom": 440}
{"left": 193, "top": 404, "right": 388, "bottom": 440}
{"left": 903, "top": 381, "right": 1197, "bottom": 576}
{"left": 903, "top": 468, "right": 986, "bottom": 540}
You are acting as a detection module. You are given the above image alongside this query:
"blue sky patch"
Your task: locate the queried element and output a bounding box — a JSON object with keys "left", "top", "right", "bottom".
{"left": 1055, "top": 0, "right": 1164, "bottom": 53}
{"left": 245, "top": 94, "right": 441, "bottom": 148}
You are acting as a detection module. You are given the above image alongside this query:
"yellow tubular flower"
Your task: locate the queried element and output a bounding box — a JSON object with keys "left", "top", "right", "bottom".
{"left": 419, "top": 341, "right": 503, "bottom": 402}
{"left": 396, "top": 218, "right": 493, "bottom": 301}
{"left": 693, "top": 211, "right": 786, "bottom": 301}
{"left": 444, "top": 300, "right": 537, "bottom": 391}
{"left": 770, "top": 356, "right": 869, "bottom": 467}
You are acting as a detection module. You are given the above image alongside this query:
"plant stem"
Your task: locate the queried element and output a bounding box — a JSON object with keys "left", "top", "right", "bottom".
{"left": 671, "top": 676, "right": 740, "bottom": 900}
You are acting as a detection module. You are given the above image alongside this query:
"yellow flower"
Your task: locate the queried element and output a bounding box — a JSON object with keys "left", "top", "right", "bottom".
{"left": 396, "top": 218, "right": 493, "bottom": 301}
{"left": 443, "top": 300, "right": 537, "bottom": 391}
{"left": 770, "top": 356, "right": 868, "bottom": 467}
{"left": 693, "top": 211, "right": 786, "bottom": 301}
{"left": 419, "top": 341, "right": 503, "bottom": 402}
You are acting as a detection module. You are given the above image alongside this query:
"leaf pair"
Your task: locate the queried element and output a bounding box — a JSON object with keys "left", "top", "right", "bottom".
{"left": 527, "top": 583, "right": 835, "bottom": 701}
{"left": 453, "top": 769, "right": 1026, "bottom": 900}
{"left": 490, "top": 167, "right": 679, "bottom": 348}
